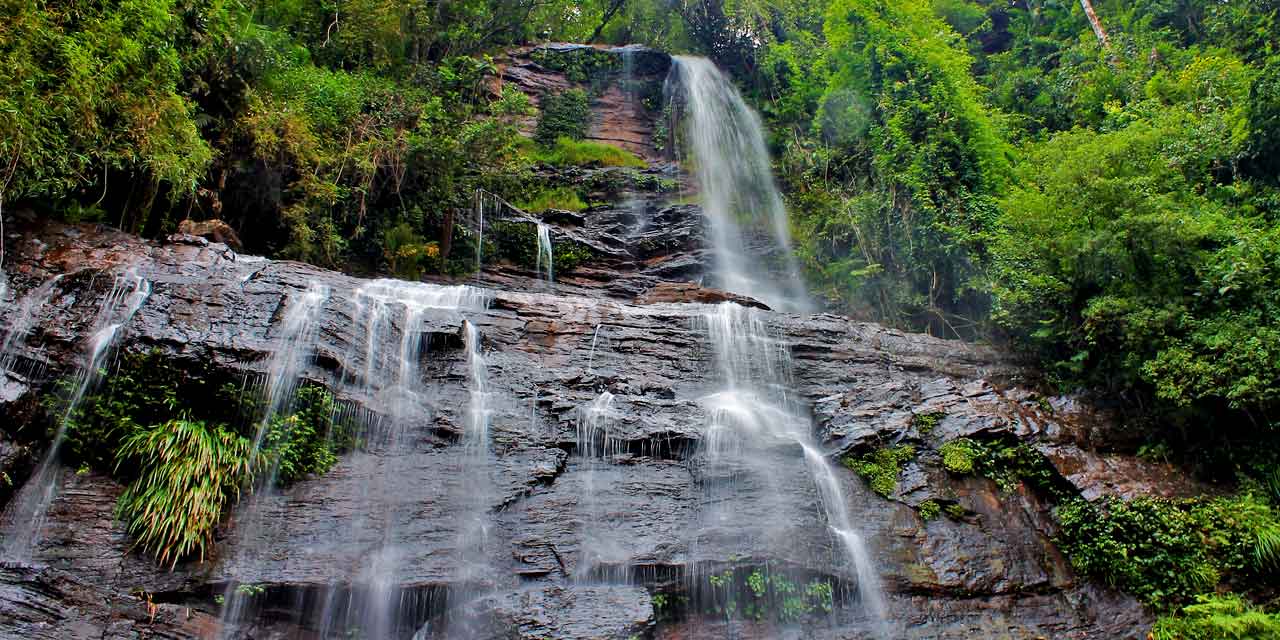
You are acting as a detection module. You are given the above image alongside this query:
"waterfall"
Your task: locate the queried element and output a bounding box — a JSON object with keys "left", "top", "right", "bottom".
{"left": 0, "top": 274, "right": 65, "bottom": 373}
{"left": 221, "top": 280, "right": 492, "bottom": 637}
{"left": 668, "top": 56, "right": 808, "bottom": 311}
{"left": 1, "top": 267, "right": 150, "bottom": 562}
{"left": 253, "top": 282, "right": 329, "bottom": 450}
{"left": 696, "top": 302, "right": 889, "bottom": 633}
{"left": 535, "top": 222, "right": 554, "bottom": 284}
{"left": 221, "top": 282, "right": 331, "bottom": 629}
{"left": 575, "top": 391, "right": 623, "bottom": 581}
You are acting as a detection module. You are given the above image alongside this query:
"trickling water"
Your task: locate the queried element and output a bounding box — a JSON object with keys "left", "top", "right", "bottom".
{"left": 668, "top": 57, "right": 808, "bottom": 311}
{"left": 0, "top": 274, "right": 65, "bottom": 373}
{"left": 535, "top": 222, "right": 554, "bottom": 284}
{"left": 586, "top": 323, "right": 604, "bottom": 375}
{"left": 255, "top": 282, "right": 329, "bottom": 446}
{"left": 222, "top": 280, "right": 491, "bottom": 637}
{"left": 220, "top": 282, "right": 331, "bottom": 628}
{"left": 0, "top": 267, "right": 151, "bottom": 562}
{"left": 695, "top": 302, "right": 889, "bottom": 633}
{"left": 575, "top": 391, "right": 625, "bottom": 581}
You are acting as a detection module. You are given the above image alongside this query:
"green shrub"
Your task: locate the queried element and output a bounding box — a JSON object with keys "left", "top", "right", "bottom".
{"left": 260, "top": 385, "right": 353, "bottom": 484}
{"left": 1056, "top": 494, "right": 1280, "bottom": 608}
{"left": 115, "top": 418, "right": 256, "bottom": 568}
{"left": 515, "top": 186, "right": 586, "bottom": 213}
{"left": 844, "top": 445, "right": 916, "bottom": 498}
{"left": 1152, "top": 594, "right": 1280, "bottom": 640}
{"left": 535, "top": 89, "right": 591, "bottom": 145}
{"left": 60, "top": 351, "right": 256, "bottom": 472}
{"left": 530, "top": 136, "right": 645, "bottom": 168}
{"left": 918, "top": 499, "right": 941, "bottom": 521}
{"left": 912, "top": 411, "right": 945, "bottom": 436}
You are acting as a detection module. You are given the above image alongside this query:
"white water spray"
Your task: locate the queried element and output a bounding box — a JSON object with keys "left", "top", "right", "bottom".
{"left": 696, "top": 303, "right": 889, "bottom": 632}
{"left": 535, "top": 222, "right": 554, "bottom": 285}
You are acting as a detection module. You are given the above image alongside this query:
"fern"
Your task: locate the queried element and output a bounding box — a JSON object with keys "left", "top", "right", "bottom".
{"left": 1151, "top": 594, "right": 1280, "bottom": 640}
{"left": 115, "top": 418, "right": 256, "bottom": 569}
{"left": 1255, "top": 522, "right": 1280, "bottom": 570}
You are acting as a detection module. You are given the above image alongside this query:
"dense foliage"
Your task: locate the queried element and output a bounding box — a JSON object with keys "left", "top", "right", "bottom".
{"left": 56, "top": 351, "right": 351, "bottom": 565}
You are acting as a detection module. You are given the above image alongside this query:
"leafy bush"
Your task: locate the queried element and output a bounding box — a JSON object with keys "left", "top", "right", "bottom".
{"left": 260, "top": 385, "right": 353, "bottom": 485}
{"left": 535, "top": 89, "right": 591, "bottom": 145}
{"left": 530, "top": 136, "right": 645, "bottom": 168}
{"left": 1152, "top": 594, "right": 1280, "bottom": 640}
{"left": 60, "top": 351, "right": 255, "bottom": 471}
{"left": 115, "top": 418, "right": 256, "bottom": 568}
{"left": 843, "top": 445, "right": 916, "bottom": 498}
{"left": 918, "top": 499, "right": 941, "bottom": 521}
{"left": 937, "top": 437, "right": 1062, "bottom": 495}
{"left": 516, "top": 186, "right": 587, "bottom": 213}
{"left": 1056, "top": 494, "right": 1280, "bottom": 608}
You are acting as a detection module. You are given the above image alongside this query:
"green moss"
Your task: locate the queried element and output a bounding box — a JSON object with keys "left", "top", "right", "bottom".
{"left": 939, "top": 438, "right": 979, "bottom": 474}
{"left": 912, "top": 411, "right": 945, "bottom": 435}
{"left": 944, "top": 503, "right": 968, "bottom": 519}
{"left": 938, "top": 437, "right": 1063, "bottom": 496}
{"left": 515, "top": 186, "right": 586, "bottom": 213}
{"left": 535, "top": 89, "right": 591, "bottom": 145}
{"left": 918, "top": 499, "right": 942, "bottom": 521}
{"left": 843, "top": 445, "right": 916, "bottom": 498}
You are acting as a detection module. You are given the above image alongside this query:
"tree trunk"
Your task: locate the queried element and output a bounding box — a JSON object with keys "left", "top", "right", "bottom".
{"left": 588, "top": 0, "right": 627, "bottom": 44}
{"left": 1079, "top": 0, "right": 1109, "bottom": 47}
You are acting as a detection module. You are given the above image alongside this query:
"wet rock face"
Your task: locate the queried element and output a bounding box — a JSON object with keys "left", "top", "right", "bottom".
{"left": 0, "top": 217, "right": 1155, "bottom": 639}
{"left": 498, "top": 44, "right": 672, "bottom": 162}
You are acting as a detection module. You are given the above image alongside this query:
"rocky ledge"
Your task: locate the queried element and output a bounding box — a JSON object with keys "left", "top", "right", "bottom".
{"left": 0, "top": 218, "right": 1176, "bottom": 639}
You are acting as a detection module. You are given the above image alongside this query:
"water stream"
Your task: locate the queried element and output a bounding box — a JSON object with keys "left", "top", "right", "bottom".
{"left": 668, "top": 56, "right": 809, "bottom": 312}
{"left": 535, "top": 222, "right": 554, "bottom": 285}
{"left": 0, "top": 267, "right": 151, "bottom": 562}
{"left": 695, "top": 302, "right": 889, "bottom": 632}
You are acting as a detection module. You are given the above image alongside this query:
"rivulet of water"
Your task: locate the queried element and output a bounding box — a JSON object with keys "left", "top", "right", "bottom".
{"left": 0, "top": 267, "right": 151, "bottom": 562}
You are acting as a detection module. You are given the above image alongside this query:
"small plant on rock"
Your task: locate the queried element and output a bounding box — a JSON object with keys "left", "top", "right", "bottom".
{"left": 844, "top": 444, "right": 917, "bottom": 498}
{"left": 114, "top": 418, "right": 256, "bottom": 568}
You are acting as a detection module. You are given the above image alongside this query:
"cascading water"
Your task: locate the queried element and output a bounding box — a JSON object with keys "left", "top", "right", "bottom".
{"left": 695, "top": 302, "right": 890, "bottom": 633}
{"left": 454, "top": 318, "right": 497, "bottom": 588}
{"left": 221, "top": 279, "right": 493, "bottom": 637}
{"left": 535, "top": 222, "right": 554, "bottom": 284}
{"left": 574, "top": 391, "right": 623, "bottom": 581}
{"left": 667, "top": 57, "right": 808, "bottom": 311}
{"left": 220, "top": 282, "right": 331, "bottom": 629}
{"left": 0, "top": 267, "right": 151, "bottom": 562}
{"left": 0, "top": 274, "right": 65, "bottom": 373}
